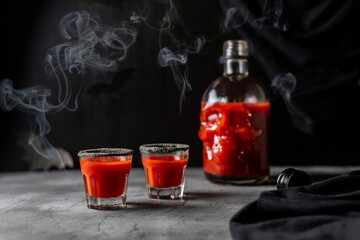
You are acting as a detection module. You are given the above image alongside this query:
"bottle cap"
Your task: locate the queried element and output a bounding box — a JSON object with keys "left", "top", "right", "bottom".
{"left": 276, "top": 168, "right": 312, "bottom": 190}
{"left": 223, "top": 40, "right": 249, "bottom": 59}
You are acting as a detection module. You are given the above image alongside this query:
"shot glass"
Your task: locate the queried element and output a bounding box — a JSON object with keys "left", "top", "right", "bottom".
{"left": 78, "top": 148, "right": 133, "bottom": 210}
{"left": 139, "top": 143, "right": 190, "bottom": 199}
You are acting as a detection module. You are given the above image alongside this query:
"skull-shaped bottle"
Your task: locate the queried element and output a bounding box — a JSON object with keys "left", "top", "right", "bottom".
{"left": 199, "top": 40, "right": 270, "bottom": 184}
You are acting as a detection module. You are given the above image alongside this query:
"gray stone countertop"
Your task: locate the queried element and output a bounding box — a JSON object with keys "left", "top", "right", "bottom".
{"left": 0, "top": 166, "right": 358, "bottom": 240}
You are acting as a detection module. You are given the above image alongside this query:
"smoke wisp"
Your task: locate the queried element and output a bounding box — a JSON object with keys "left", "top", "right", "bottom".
{"left": 131, "top": 0, "right": 206, "bottom": 111}
{"left": 0, "top": 10, "right": 137, "bottom": 168}
{"left": 272, "top": 72, "right": 313, "bottom": 126}
{"left": 222, "top": 6, "right": 249, "bottom": 31}
{"left": 252, "top": 0, "right": 288, "bottom": 31}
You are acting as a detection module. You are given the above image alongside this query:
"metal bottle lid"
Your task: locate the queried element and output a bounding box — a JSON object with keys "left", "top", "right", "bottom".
{"left": 276, "top": 168, "right": 312, "bottom": 190}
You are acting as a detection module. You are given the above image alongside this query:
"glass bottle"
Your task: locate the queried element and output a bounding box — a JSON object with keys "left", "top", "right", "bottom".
{"left": 198, "top": 40, "right": 270, "bottom": 184}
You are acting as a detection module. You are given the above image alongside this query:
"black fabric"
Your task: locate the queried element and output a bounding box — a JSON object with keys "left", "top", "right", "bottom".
{"left": 230, "top": 170, "right": 360, "bottom": 240}
{"left": 218, "top": 0, "right": 360, "bottom": 133}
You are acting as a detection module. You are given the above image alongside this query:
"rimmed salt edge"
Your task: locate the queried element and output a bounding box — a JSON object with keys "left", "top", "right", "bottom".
{"left": 139, "top": 143, "right": 189, "bottom": 154}
{"left": 78, "top": 148, "right": 133, "bottom": 158}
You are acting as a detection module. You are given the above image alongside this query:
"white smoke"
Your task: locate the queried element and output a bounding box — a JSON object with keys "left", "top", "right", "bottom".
{"left": 252, "top": 0, "right": 288, "bottom": 31}
{"left": 272, "top": 72, "right": 313, "bottom": 126}
{"left": 0, "top": 10, "right": 137, "bottom": 168}
{"left": 131, "top": 0, "right": 206, "bottom": 110}
{"left": 223, "top": 7, "right": 249, "bottom": 31}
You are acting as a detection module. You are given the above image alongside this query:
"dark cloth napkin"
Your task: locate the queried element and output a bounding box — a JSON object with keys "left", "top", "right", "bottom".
{"left": 230, "top": 170, "right": 360, "bottom": 240}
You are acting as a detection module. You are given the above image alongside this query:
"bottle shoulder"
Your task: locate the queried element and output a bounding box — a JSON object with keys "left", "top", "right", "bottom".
{"left": 202, "top": 75, "right": 269, "bottom": 104}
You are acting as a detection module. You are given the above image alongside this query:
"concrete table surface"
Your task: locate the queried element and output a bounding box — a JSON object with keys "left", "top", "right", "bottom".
{"left": 0, "top": 166, "right": 357, "bottom": 240}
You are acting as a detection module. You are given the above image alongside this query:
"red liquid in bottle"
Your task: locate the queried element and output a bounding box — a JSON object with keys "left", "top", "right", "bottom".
{"left": 142, "top": 155, "right": 188, "bottom": 188}
{"left": 80, "top": 157, "right": 132, "bottom": 198}
{"left": 199, "top": 102, "right": 270, "bottom": 180}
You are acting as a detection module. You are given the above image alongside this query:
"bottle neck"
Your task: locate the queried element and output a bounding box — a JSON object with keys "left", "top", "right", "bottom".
{"left": 223, "top": 59, "right": 249, "bottom": 77}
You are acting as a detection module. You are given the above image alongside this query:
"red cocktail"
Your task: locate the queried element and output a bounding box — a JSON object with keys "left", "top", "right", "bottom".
{"left": 140, "top": 144, "right": 189, "bottom": 199}
{"left": 142, "top": 155, "right": 188, "bottom": 188}
{"left": 78, "top": 148, "right": 133, "bottom": 209}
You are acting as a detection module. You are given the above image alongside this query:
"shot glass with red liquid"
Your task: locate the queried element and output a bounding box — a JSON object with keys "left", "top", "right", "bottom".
{"left": 140, "top": 143, "right": 189, "bottom": 199}
{"left": 78, "top": 148, "right": 133, "bottom": 210}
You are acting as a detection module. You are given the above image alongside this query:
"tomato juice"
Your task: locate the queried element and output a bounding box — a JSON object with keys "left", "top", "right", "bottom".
{"left": 80, "top": 156, "right": 132, "bottom": 198}
{"left": 142, "top": 155, "right": 188, "bottom": 188}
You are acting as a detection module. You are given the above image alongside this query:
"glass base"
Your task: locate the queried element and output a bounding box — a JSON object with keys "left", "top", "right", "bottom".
{"left": 85, "top": 194, "right": 127, "bottom": 210}
{"left": 205, "top": 172, "right": 269, "bottom": 185}
{"left": 147, "top": 185, "right": 184, "bottom": 199}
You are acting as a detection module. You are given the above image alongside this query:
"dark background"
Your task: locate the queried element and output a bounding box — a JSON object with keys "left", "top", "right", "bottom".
{"left": 1, "top": 0, "right": 359, "bottom": 171}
